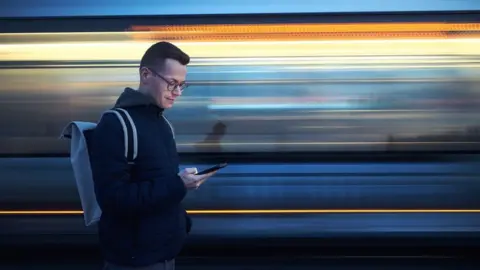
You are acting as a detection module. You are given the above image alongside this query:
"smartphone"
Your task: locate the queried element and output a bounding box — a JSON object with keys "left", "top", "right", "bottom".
{"left": 195, "top": 162, "right": 228, "bottom": 175}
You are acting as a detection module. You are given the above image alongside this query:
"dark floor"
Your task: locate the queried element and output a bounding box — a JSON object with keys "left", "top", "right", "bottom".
{"left": 1, "top": 237, "right": 479, "bottom": 270}
{"left": 1, "top": 257, "right": 479, "bottom": 270}
{"left": 0, "top": 246, "right": 480, "bottom": 270}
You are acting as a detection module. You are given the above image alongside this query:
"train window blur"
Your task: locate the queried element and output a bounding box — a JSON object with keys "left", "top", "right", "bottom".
{"left": 1, "top": 60, "right": 479, "bottom": 155}
{"left": 1, "top": 25, "right": 480, "bottom": 155}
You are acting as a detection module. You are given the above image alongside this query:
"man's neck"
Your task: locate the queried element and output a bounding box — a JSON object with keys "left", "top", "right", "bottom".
{"left": 137, "top": 87, "right": 164, "bottom": 109}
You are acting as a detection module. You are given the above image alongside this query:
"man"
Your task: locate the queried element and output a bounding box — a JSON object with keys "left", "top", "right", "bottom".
{"left": 90, "top": 41, "right": 215, "bottom": 269}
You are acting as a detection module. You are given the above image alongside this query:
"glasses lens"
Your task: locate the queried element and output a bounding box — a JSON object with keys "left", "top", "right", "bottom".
{"left": 170, "top": 84, "right": 185, "bottom": 92}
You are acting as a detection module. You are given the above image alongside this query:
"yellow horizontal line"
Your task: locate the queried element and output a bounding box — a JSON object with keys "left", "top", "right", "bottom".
{"left": 125, "top": 22, "right": 480, "bottom": 42}
{"left": 2, "top": 38, "right": 480, "bottom": 61}
{"left": 0, "top": 209, "right": 479, "bottom": 215}
{"left": 128, "top": 32, "right": 480, "bottom": 42}
{"left": 189, "top": 209, "right": 480, "bottom": 214}
{"left": 3, "top": 22, "right": 480, "bottom": 38}
{"left": 179, "top": 142, "right": 480, "bottom": 147}
{"left": 130, "top": 22, "right": 480, "bottom": 33}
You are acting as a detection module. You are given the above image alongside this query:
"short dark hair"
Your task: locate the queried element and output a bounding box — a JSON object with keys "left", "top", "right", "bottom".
{"left": 140, "top": 41, "right": 190, "bottom": 70}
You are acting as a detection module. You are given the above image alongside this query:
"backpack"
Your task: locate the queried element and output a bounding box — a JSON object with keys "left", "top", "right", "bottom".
{"left": 60, "top": 108, "right": 138, "bottom": 227}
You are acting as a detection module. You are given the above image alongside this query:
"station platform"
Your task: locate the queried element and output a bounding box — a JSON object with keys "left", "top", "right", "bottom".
{"left": 1, "top": 255, "right": 477, "bottom": 270}
{"left": 1, "top": 242, "right": 478, "bottom": 270}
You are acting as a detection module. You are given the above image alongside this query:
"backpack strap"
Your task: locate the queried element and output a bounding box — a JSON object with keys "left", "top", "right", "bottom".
{"left": 162, "top": 115, "right": 175, "bottom": 140}
{"left": 103, "top": 108, "right": 138, "bottom": 164}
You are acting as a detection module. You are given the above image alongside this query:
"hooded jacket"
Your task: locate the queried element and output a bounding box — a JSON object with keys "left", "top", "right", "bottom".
{"left": 90, "top": 87, "right": 190, "bottom": 267}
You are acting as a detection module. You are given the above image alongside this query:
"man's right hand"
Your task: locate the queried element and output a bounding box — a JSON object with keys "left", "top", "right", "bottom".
{"left": 178, "top": 167, "right": 216, "bottom": 189}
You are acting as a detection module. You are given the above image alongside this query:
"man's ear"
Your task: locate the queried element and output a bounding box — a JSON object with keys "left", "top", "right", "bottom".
{"left": 139, "top": 67, "right": 150, "bottom": 82}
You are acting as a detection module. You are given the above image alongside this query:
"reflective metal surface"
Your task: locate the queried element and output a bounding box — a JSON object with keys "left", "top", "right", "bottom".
{"left": 0, "top": 157, "right": 479, "bottom": 241}
{"left": 1, "top": 158, "right": 480, "bottom": 211}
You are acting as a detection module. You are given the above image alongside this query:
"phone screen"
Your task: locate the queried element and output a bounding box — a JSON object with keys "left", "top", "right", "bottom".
{"left": 195, "top": 162, "right": 228, "bottom": 175}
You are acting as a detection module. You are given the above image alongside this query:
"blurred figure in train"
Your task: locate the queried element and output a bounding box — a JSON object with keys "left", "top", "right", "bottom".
{"left": 194, "top": 121, "right": 227, "bottom": 153}
{"left": 90, "top": 41, "right": 216, "bottom": 270}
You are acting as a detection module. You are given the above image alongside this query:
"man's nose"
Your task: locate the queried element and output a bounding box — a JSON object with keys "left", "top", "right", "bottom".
{"left": 172, "top": 87, "right": 182, "bottom": 96}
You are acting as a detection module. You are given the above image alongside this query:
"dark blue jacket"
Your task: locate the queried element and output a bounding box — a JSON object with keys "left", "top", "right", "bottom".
{"left": 90, "top": 88, "right": 190, "bottom": 267}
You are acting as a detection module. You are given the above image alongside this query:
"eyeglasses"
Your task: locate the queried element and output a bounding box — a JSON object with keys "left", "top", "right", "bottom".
{"left": 147, "top": 67, "right": 188, "bottom": 92}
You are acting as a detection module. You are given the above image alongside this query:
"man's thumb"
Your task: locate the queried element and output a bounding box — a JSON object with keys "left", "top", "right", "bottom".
{"left": 183, "top": 167, "right": 198, "bottom": 175}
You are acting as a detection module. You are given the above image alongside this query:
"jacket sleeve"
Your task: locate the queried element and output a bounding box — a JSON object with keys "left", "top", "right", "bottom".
{"left": 90, "top": 112, "right": 187, "bottom": 218}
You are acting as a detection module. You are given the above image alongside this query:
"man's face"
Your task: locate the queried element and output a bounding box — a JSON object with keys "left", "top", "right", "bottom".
{"left": 141, "top": 58, "right": 187, "bottom": 109}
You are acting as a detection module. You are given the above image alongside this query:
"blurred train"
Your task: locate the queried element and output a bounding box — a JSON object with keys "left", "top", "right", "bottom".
{"left": 1, "top": 11, "right": 480, "bottom": 251}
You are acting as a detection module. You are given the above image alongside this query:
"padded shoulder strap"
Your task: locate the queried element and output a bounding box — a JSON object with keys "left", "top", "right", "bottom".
{"left": 104, "top": 108, "right": 138, "bottom": 162}
{"left": 162, "top": 115, "right": 175, "bottom": 139}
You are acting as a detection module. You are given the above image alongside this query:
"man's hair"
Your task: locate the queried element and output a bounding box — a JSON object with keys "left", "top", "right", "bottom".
{"left": 140, "top": 41, "right": 190, "bottom": 70}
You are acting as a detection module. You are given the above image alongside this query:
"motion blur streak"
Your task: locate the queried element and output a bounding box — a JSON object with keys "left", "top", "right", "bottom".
{"left": 2, "top": 209, "right": 480, "bottom": 215}
{"left": 1, "top": 17, "right": 480, "bottom": 245}
{"left": 1, "top": 23, "right": 480, "bottom": 155}
{"left": 3, "top": 22, "right": 480, "bottom": 60}
{"left": 129, "top": 22, "right": 480, "bottom": 32}
{"left": 2, "top": 39, "right": 480, "bottom": 60}
{"left": 128, "top": 22, "right": 480, "bottom": 41}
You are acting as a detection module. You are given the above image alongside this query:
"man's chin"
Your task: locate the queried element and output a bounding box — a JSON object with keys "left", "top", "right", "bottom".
{"left": 163, "top": 102, "right": 174, "bottom": 109}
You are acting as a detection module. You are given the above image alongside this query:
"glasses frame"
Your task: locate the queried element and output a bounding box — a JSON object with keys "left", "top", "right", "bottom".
{"left": 147, "top": 67, "right": 188, "bottom": 93}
